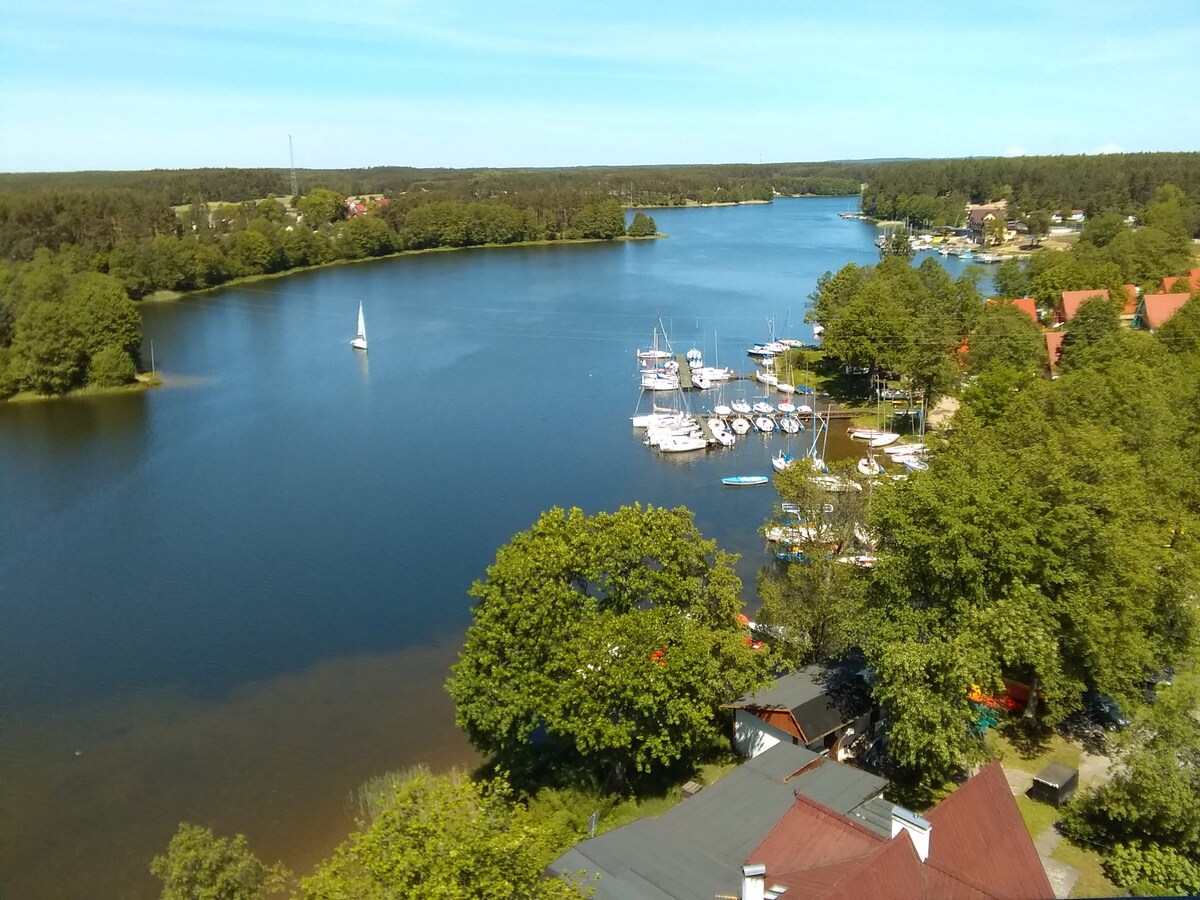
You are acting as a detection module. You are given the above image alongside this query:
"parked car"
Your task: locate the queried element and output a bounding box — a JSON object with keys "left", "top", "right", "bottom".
{"left": 1082, "top": 691, "right": 1130, "bottom": 731}
{"left": 879, "top": 387, "right": 909, "bottom": 400}
{"left": 1143, "top": 664, "right": 1175, "bottom": 688}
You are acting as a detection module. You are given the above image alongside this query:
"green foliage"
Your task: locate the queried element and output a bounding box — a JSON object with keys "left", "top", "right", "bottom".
{"left": 149, "top": 823, "right": 290, "bottom": 900}
{"left": 1061, "top": 684, "right": 1200, "bottom": 894}
{"left": 87, "top": 344, "right": 137, "bottom": 386}
{"left": 295, "top": 189, "right": 347, "bottom": 226}
{"left": 68, "top": 272, "right": 142, "bottom": 356}
{"left": 966, "top": 303, "right": 1045, "bottom": 375}
{"left": 861, "top": 342, "right": 1199, "bottom": 788}
{"left": 1058, "top": 298, "right": 1121, "bottom": 369}
{"left": 1155, "top": 295, "right": 1200, "bottom": 355}
{"left": 569, "top": 201, "right": 626, "bottom": 240}
{"left": 9, "top": 300, "right": 89, "bottom": 393}
{"left": 879, "top": 229, "right": 914, "bottom": 260}
{"left": 1105, "top": 843, "right": 1200, "bottom": 896}
{"left": 626, "top": 211, "right": 657, "bottom": 237}
{"left": 300, "top": 769, "right": 585, "bottom": 899}
{"left": 757, "top": 463, "right": 868, "bottom": 666}
{"left": 961, "top": 365, "right": 1038, "bottom": 424}
{"left": 337, "top": 216, "right": 394, "bottom": 259}
{"left": 809, "top": 256, "right": 979, "bottom": 402}
{"left": 991, "top": 258, "right": 1027, "bottom": 301}
{"left": 446, "top": 505, "right": 770, "bottom": 786}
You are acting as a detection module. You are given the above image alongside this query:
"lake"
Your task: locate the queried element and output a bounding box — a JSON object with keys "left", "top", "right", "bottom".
{"left": 0, "top": 198, "right": 988, "bottom": 897}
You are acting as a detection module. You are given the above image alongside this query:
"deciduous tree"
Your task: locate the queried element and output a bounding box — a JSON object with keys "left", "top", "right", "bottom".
{"left": 446, "top": 505, "right": 769, "bottom": 786}
{"left": 149, "top": 823, "right": 290, "bottom": 900}
{"left": 301, "top": 769, "right": 583, "bottom": 900}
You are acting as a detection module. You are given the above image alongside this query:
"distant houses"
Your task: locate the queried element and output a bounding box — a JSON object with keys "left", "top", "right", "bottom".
{"left": 989, "top": 272, "right": 1192, "bottom": 372}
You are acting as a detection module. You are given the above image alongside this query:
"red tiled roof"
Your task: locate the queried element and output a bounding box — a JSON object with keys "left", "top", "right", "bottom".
{"left": 988, "top": 297, "right": 1038, "bottom": 323}
{"left": 1121, "top": 285, "right": 1138, "bottom": 316}
{"left": 746, "top": 761, "right": 1053, "bottom": 900}
{"left": 1139, "top": 293, "right": 1190, "bottom": 330}
{"left": 1045, "top": 331, "right": 1067, "bottom": 368}
{"left": 1058, "top": 289, "right": 1109, "bottom": 322}
{"left": 1160, "top": 268, "right": 1200, "bottom": 294}
{"left": 753, "top": 793, "right": 883, "bottom": 874}
{"left": 924, "top": 761, "right": 1053, "bottom": 900}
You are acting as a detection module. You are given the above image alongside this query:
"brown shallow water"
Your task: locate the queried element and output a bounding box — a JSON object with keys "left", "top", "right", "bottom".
{"left": 0, "top": 638, "right": 478, "bottom": 899}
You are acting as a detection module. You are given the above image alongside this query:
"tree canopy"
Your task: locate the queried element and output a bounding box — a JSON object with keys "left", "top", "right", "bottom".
{"left": 807, "top": 255, "right": 980, "bottom": 402}
{"left": 149, "top": 824, "right": 290, "bottom": 900}
{"left": 859, "top": 328, "right": 1198, "bottom": 794}
{"left": 446, "top": 504, "right": 770, "bottom": 787}
{"left": 300, "top": 768, "right": 583, "bottom": 900}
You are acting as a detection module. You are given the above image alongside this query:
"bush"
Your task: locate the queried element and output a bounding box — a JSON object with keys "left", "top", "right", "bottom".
{"left": 1105, "top": 842, "right": 1200, "bottom": 896}
{"left": 88, "top": 345, "right": 137, "bottom": 387}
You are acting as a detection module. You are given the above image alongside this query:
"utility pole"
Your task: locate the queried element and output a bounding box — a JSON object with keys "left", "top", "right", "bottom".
{"left": 288, "top": 134, "right": 299, "bottom": 198}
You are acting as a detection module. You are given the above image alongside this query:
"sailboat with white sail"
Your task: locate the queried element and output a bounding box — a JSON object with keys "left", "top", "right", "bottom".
{"left": 351, "top": 302, "right": 368, "bottom": 351}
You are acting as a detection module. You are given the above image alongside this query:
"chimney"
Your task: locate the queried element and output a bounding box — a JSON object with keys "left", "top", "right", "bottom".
{"left": 890, "top": 805, "right": 932, "bottom": 862}
{"left": 741, "top": 863, "right": 766, "bottom": 900}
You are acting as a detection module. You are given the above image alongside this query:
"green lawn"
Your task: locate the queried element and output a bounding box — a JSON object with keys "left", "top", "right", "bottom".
{"left": 1053, "top": 840, "right": 1120, "bottom": 898}
{"left": 990, "top": 727, "right": 1083, "bottom": 775}
{"left": 1014, "top": 794, "right": 1059, "bottom": 840}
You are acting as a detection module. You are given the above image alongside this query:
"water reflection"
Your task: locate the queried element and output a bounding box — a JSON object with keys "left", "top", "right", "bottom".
{"left": 355, "top": 347, "right": 370, "bottom": 384}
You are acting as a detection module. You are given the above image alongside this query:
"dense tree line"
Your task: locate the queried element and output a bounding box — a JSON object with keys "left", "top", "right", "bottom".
{"left": 151, "top": 769, "right": 587, "bottom": 899}
{"left": 858, "top": 152, "right": 1200, "bottom": 230}
{"left": 0, "top": 253, "right": 142, "bottom": 394}
{"left": 0, "top": 189, "right": 654, "bottom": 396}
{"left": 864, "top": 312, "right": 1198, "bottom": 793}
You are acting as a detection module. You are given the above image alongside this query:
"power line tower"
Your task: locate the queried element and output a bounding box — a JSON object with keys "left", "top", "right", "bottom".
{"left": 288, "top": 134, "right": 299, "bottom": 198}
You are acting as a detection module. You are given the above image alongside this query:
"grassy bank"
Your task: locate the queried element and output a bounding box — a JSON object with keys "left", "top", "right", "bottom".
{"left": 4, "top": 372, "right": 162, "bottom": 404}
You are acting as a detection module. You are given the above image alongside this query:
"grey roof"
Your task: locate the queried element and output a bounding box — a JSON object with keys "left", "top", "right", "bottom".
{"left": 546, "top": 743, "right": 887, "bottom": 900}
{"left": 729, "top": 666, "right": 872, "bottom": 742}
{"left": 1034, "top": 762, "right": 1078, "bottom": 788}
{"left": 848, "top": 795, "right": 896, "bottom": 838}
{"left": 787, "top": 757, "right": 887, "bottom": 815}
{"left": 730, "top": 666, "right": 831, "bottom": 710}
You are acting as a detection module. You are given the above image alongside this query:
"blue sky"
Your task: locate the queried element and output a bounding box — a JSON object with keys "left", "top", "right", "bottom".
{"left": 1, "top": 0, "right": 1196, "bottom": 172}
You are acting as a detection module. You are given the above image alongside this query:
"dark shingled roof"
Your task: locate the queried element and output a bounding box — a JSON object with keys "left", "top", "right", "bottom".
{"left": 546, "top": 743, "right": 886, "bottom": 900}
{"left": 726, "top": 665, "right": 871, "bottom": 743}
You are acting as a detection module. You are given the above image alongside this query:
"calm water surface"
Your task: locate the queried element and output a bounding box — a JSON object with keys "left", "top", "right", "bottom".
{"left": 0, "top": 198, "right": 987, "bottom": 897}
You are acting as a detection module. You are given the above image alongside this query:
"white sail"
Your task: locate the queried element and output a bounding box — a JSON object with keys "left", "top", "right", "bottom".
{"left": 351, "top": 302, "right": 368, "bottom": 351}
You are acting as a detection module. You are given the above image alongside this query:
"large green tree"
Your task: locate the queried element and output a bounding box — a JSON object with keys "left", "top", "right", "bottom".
{"left": 446, "top": 505, "right": 770, "bottom": 786}
{"left": 966, "top": 302, "right": 1046, "bottom": 376}
{"left": 301, "top": 769, "right": 582, "bottom": 900}
{"left": 149, "top": 824, "right": 290, "bottom": 900}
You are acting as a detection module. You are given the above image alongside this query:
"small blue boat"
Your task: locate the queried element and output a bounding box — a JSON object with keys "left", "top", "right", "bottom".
{"left": 721, "top": 475, "right": 769, "bottom": 486}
